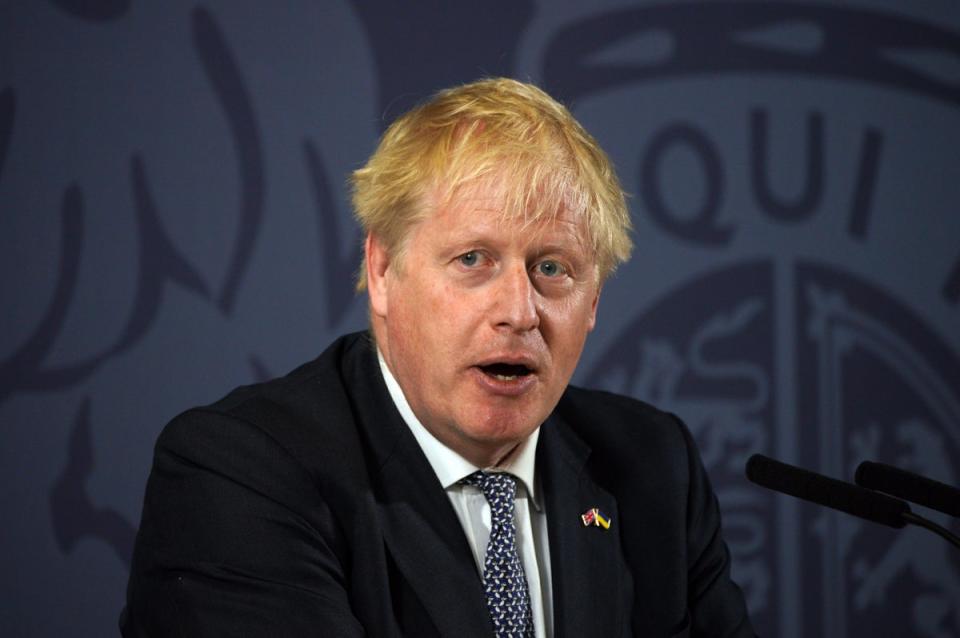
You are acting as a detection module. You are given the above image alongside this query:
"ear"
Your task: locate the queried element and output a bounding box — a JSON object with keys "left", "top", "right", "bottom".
{"left": 366, "top": 233, "right": 391, "bottom": 319}
{"left": 586, "top": 283, "right": 602, "bottom": 332}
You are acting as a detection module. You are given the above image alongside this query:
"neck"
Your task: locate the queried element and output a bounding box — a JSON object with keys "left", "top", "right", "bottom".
{"left": 464, "top": 439, "right": 524, "bottom": 470}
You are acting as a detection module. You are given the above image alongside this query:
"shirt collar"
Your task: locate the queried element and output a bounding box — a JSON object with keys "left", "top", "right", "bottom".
{"left": 377, "top": 348, "right": 541, "bottom": 509}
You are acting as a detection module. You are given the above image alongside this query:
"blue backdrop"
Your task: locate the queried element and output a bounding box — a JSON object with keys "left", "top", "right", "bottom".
{"left": 2, "top": 1, "right": 959, "bottom": 636}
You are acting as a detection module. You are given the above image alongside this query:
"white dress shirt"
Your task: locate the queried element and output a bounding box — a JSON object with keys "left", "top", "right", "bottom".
{"left": 377, "top": 351, "right": 554, "bottom": 637}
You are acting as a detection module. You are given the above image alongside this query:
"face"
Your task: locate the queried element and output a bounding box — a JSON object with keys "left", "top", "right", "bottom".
{"left": 367, "top": 183, "right": 601, "bottom": 467}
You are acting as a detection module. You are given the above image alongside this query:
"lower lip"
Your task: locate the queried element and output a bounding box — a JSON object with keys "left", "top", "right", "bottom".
{"left": 470, "top": 367, "right": 538, "bottom": 397}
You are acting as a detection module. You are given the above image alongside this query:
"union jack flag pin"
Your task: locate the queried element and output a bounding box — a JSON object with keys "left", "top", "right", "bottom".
{"left": 580, "top": 507, "right": 611, "bottom": 530}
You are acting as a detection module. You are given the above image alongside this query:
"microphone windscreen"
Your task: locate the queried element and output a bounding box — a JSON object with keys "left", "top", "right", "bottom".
{"left": 746, "top": 454, "right": 910, "bottom": 528}
{"left": 856, "top": 461, "right": 960, "bottom": 518}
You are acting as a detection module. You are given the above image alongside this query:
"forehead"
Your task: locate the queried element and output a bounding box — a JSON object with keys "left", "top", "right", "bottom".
{"left": 424, "top": 178, "right": 591, "bottom": 251}
{"left": 426, "top": 174, "right": 588, "bottom": 237}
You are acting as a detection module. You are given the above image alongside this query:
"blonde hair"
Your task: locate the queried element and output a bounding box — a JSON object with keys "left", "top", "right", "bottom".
{"left": 351, "top": 77, "right": 632, "bottom": 290}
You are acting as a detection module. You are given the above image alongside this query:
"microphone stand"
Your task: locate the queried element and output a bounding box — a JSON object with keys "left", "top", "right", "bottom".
{"left": 902, "top": 511, "right": 960, "bottom": 550}
{"left": 745, "top": 454, "right": 960, "bottom": 551}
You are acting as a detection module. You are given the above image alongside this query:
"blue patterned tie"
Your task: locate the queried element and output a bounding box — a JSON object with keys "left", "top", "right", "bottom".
{"left": 462, "top": 471, "right": 535, "bottom": 638}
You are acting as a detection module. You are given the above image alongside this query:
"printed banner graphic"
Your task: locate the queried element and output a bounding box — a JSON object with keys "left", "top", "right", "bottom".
{"left": 1, "top": 2, "right": 958, "bottom": 636}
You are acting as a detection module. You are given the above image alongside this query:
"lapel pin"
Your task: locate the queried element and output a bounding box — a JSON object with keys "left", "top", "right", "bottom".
{"left": 580, "top": 507, "right": 611, "bottom": 530}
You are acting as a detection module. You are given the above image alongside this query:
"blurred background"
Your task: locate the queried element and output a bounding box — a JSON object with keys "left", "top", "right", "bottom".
{"left": 2, "top": 1, "right": 959, "bottom": 635}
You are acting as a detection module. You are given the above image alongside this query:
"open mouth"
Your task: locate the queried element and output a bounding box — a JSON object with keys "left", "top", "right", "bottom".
{"left": 479, "top": 362, "right": 534, "bottom": 381}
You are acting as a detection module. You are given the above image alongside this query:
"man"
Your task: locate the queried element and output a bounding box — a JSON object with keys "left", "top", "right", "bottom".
{"left": 122, "top": 78, "right": 754, "bottom": 637}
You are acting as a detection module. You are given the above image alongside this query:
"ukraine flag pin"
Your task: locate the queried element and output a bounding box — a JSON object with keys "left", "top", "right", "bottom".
{"left": 580, "top": 507, "right": 611, "bottom": 530}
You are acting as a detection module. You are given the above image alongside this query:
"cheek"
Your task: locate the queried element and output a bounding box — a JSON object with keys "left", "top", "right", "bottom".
{"left": 432, "top": 281, "right": 483, "bottom": 322}
{"left": 402, "top": 284, "right": 465, "bottom": 355}
{"left": 540, "top": 294, "right": 597, "bottom": 362}
{"left": 551, "top": 289, "right": 597, "bottom": 326}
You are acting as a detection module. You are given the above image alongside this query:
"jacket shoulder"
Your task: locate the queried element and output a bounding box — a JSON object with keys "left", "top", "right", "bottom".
{"left": 557, "top": 385, "right": 692, "bottom": 457}
{"left": 157, "top": 332, "right": 374, "bottom": 491}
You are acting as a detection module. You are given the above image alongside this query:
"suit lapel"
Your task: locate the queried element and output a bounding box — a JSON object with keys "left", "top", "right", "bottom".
{"left": 539, "top": 413, "right": 630, "bottom": 637}
{"left": 375, "top": 435, "right": 492, "bottom": 637}
{"left": 343, "top": 337, "right": 492, "bottom": 637}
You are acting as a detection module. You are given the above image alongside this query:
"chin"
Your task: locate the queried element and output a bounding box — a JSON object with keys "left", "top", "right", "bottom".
{"left": 460, "top": 408, "right": 541, "bottom": 443}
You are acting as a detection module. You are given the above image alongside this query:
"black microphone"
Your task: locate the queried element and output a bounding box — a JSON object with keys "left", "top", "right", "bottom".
{"left": 745, "top": 454, "right": 910, "bottom": 528}
{"left": 855, "top": 461, "right": 960, "bottom": 519}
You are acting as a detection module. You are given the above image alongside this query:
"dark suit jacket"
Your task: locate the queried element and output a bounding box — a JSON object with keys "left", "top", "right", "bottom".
{"left": 122, "top": 332, "right": 754, "bottom": 637}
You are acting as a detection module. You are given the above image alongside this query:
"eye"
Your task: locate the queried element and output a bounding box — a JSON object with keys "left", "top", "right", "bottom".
{"left": 536, "top": 260, "right": 566, "bottom": 277}
{"left": 459, "top": 251, "right": 480, "bottom": 267}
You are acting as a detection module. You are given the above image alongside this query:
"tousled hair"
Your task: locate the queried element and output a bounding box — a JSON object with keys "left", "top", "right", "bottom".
{"left": 351, "top": 77, "right": 632, "bottom": 290}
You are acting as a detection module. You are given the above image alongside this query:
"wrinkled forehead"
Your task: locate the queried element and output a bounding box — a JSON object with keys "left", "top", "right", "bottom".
{"left": 424, "top": 173, "right": 595, "bottom": 255}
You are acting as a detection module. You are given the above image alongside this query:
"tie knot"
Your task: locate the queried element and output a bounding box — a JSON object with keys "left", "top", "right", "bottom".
{"left": 462, "top": 471, "right": 518, "bottom": 505}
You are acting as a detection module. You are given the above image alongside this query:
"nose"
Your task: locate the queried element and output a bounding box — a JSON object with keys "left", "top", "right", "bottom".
{"left": 492, "top": 263, "right": 540, "bottom": 332}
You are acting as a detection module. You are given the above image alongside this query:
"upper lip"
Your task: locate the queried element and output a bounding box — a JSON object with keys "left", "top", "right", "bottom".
{"left": 474, "top": 354, "right": 540, "bottom": 372}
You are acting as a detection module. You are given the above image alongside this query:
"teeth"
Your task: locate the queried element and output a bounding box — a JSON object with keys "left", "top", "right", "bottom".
{"left": 494, "top": 374, "right": 518, "bottom": 381}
